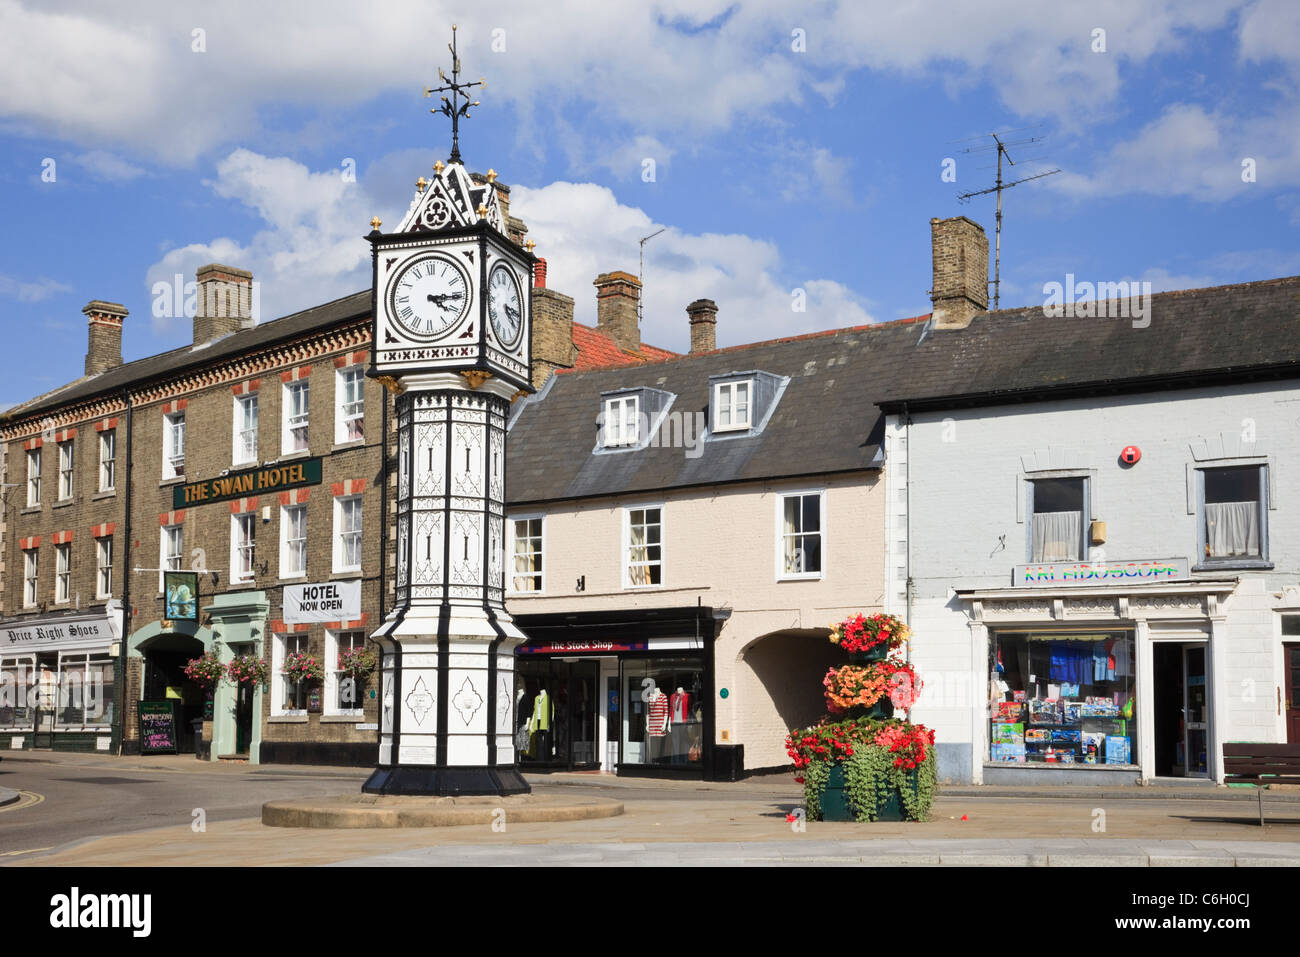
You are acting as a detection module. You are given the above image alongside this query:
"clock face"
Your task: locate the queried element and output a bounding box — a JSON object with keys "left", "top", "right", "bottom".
{"left": 487, "top": 263, "right": 523, "bottom": 348}
{"left": 389, "top": 254, "right": 471, "bottom": 339}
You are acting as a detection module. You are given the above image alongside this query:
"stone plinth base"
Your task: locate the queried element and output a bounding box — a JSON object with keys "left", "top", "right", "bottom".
{"left": 262, "top": 793, "right": 624, "bottom": 829}
{"left": 362, "top": 765, "right": 529, "bottom": 796}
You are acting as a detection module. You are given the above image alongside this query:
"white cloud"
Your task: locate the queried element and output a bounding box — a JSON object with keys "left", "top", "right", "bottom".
{"left": 71, "top": 150, "right": 146, "bottom": 182}
{"left": 511, "top": 181, "right": 873, "bottom": 351}
{"left": 0, "top": 0, "right": 1259, "bottom": 167}
{"left": 0, "top": 274, "right": 71, "bottom": 302}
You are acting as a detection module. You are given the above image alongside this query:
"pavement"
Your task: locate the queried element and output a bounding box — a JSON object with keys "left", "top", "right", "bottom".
{"left": 4, "top": 750, "right": 1300, "bottom": 866}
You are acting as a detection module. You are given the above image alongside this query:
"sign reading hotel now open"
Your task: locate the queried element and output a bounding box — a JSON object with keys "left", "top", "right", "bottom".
{"left": 173, "top": 457, "right": 323, "bottom": 508}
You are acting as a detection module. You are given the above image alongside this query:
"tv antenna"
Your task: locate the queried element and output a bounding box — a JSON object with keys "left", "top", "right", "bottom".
{"left": 638, "top": 227, "right": 665, "bottom": 328}
{"left": 956, "top": 131, "right": 1060, "bottom": 310}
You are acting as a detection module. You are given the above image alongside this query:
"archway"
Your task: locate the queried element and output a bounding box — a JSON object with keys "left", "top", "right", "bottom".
{"left": 737, "top": 630, "right": 846, "bottom": 770}
{"left": 130, "top": 620, "right": 214, "bottom": 755}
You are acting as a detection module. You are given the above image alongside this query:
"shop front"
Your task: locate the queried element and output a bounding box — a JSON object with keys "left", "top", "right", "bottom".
{"left": 958, "top": 559, "right": 1236, "bottom": 785}
{"left": 513, "top": 606, "right": 719, "bottom": 779}
{"left": 0, "top": 604, "right": 122, "bottom": 752}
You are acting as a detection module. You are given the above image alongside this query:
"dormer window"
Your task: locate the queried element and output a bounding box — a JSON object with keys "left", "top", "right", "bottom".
{"left": 707, "top": 370, "right": 788, "bottom": 439}
{"left": 603, "top": 395, "right": 640, "bottom": 447}
{"left": 596, "top": 387, "right": 675, "bottom": 452}
{"left": 713, "top": 379, "right": 752, "bottom": 432}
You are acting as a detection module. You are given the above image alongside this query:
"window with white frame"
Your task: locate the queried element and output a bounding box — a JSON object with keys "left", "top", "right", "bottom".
{"left": 23, "top": 549, "right": 38, "bottom": 607}
{"left": 274, "top": 633, "right": 309, "bottom": 713}
{"left": 625, "top": 506, "right": 662, "bottom": 587}
{"left": 280, "top": 504, "right": 307, "bottom": 578}
{"left": 55, "top": 653, "right": 114, "bottom": 727}
{"left": 1028, "top": 477, "right": 1087, "bottom": 562}
{"left": 603, "top": 395, "right": 639, "bottom": 448}
{"left": 234, "top": 393, "right": 259, "bottom": 466}
{"left": 26, "top": 448, "right": 40, "bottom": 506}
{"left": 55, "top": 543, "right": 71, "bottom": 604}
{"left": 95, "top": 537, "right": 113, "bottom": 599}
{"left": 163, "top": 412, "right": 185, "bottom": 479}
{"left": 336, "top": 365, "right": 365, "bottom": 443}
{"left": 283, "top": 380, "right": 310, "bottom": 454}
{"left": 334, "top": 495, "right": 362, "bottom": 572}
{"left": 779, "top": 492, "right": 823, "bottom": 578}
{"left": 1199, "top": 465, "right": 1267, "bottom": 563}
{"left": 231, "top": 513, "right": 256, "bottom": 583}
{"left": 510, "top": 517, "right": 544, "bottom": 592}
{"left": 160, "top": 525, "right": 182, "bottom": 593}
{"left": 327, "top": 630, "right": 367, "bottom": 713}
{"left": 713, "top": 379, "right": 752, "bottom": 432}
{"left": 99, "top": 430, "right": 115, "bottom": 491}
{"left": 0, "top": 655, "right": 35, "bottom": 727}
{"left": 57, "top": 440, "right": 74, "bottom": 500}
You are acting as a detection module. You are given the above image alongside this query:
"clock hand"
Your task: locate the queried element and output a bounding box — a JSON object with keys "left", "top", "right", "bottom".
{"left": 505, "top": 305, "right": 519, "bottom": 321}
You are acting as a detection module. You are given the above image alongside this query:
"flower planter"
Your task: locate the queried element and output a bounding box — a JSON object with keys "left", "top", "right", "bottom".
{"left": 848, "top": 646, "right": 890, "bottom": 664}
{"left": 817, "top": 763, "right": 918, "bottom": 822}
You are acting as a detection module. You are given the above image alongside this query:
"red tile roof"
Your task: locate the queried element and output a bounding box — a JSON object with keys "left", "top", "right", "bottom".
{"left": 568, "top": 323, "right": 678, "bottom": 371}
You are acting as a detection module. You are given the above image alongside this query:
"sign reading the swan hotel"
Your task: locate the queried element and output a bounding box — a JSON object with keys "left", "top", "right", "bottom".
{"left": 173, "top": 457, "right": 323, "bottom": 509}
{"left": 1013, "top": 558, "right": 1190, "bottom": 588}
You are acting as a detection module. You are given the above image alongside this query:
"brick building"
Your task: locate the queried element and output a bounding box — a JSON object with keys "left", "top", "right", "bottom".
{"left": 0, "top": 170, "right": 676, "bottom": 764}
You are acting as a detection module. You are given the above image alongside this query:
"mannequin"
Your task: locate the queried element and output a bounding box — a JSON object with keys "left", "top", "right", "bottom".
{"left": 647, "top": 684, "right": 670, "bottom": 762}
{"left": 530, "top": 687, "right": 553, "bottom": 761}
{"left": 669, "top": 687, "right": 690, "bottom": 723}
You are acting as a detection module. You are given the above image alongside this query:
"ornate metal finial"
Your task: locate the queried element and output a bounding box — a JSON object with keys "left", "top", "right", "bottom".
{"left": 369, "top": 216, "right": 382, "bottom": 231}
{"left": 486, "top": 169, "right": 497, "bottom": 183}
{"left": 476, "top": 203, "right": 488, "bottom": 219}
{"left": 433, "top": 159, "right": 445, "bottom": 175}
{"left": 525, "top": 239, "right": 536, "bottom": 253}
{"left": 415, "top": 176, "right": 428, "bottom": 193}
{"left": 423, "top": 25, "right": 485, "bottom": 166}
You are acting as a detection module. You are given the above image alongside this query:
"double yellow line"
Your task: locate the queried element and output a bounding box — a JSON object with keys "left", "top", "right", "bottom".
{"left": 0, "top": 790, "right": 44, "bottom": 814}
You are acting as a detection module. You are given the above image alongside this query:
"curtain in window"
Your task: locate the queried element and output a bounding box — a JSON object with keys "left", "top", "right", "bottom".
{"left": 783, "top": 498, "right": 801, "bottom": 573}
{"left": 628, "top": 521, "right": 649, "bottom": 585}
{"left": 1206, "top": 501, "right": 1258, "bottom": 557}
{"left": 1032, "top": 511, "right": 1081, "bottom": 562}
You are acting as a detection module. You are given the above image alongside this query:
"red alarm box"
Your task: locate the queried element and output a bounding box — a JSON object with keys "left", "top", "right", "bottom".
{"left": 1120, "top": 445, "right": 1141, "bottom": 465}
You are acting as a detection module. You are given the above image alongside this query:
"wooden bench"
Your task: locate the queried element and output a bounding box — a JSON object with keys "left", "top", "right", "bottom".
{"left": 1222, "top": 743, "right": 1300, "bottom": 826}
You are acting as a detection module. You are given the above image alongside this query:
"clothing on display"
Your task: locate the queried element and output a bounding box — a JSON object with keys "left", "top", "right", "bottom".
{"left": 669, "top": 689, "right": 690, "bottom": 723}
{"left": 647, "top": 689, "right": 670, "bottom": 736}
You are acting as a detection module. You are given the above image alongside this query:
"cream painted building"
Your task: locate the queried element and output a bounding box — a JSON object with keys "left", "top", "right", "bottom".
{"left": 504, "top": 313, "right": 926, "bottom": 779}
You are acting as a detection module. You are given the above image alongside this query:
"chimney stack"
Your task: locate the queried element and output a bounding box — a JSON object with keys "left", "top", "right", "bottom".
{"left": 194, "top": 263, "right": 254, "bottom": 344}
{"left": 686, "top": 299, "right": 718, "bottom": 353}
{"left": 83, "top": 301, "right": 128, "bottom": 376}
{"left": 593, "top": 271, "right": 641, "bottom": 353}
{"left": 531, "top": 261, "right": 575, "bottom": 390}
{"left": 929, "top": 216, "right": 989, "bottom": 330}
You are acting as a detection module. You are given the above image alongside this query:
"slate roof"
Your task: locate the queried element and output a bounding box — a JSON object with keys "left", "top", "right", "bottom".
{"left": 876, "top": 275, "right": 1300, "bottom": 411}
{"left": 571, "top": 323, "right": 678, "bottom": 369}
{"left": 5, "top": 290, "right": 372, "bottom": 422}
{"left": 505, "top": 317, "right": 928, "bottom": 506}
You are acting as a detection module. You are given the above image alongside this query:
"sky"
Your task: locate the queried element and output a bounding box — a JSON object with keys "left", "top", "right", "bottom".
{"left": 1, "top": 0, "right": 1298, "bottom": 406}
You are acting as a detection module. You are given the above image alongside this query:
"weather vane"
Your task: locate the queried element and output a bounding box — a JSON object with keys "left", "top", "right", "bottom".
{"left": 424, "top": 24, "right": 484, "bottom": 166}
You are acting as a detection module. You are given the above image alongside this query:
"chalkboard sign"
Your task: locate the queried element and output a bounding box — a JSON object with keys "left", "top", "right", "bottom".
{"left": 138, "top": 700, "right": 178, "bottom": 755}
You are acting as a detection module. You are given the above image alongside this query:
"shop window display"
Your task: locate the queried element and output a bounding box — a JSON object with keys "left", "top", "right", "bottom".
{"left": 989, "top": 631, "right": 1136, "bottom": 766}
{"left": 620, "top": 658, "right": 704, "bottom": 767}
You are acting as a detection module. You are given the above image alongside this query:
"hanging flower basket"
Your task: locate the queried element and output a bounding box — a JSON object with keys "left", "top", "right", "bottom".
{"left": 829, "top": 612, "right": 910, "bottom": 657}
{"left": 338, "top": 646, "right": 378, "bottom": 682}
{"left": 227, "top": 654, "right": 269, "bottom": 688}
{"left": 283, "top": 651, "right": 325, "bottom": 683}
{"left": 823, "top": 658, "right": 922, "bottom": 717}
{"left": 183, "top": 651, "right": 225, "bottom": 690}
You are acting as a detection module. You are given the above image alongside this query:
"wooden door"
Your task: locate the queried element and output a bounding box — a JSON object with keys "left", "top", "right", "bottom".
{"left": 1286, "top": 645, "right": 1300, "bottom": 743}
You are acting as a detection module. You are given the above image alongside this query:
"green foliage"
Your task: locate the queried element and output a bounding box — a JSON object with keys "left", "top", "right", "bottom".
{"left": 801, "top": 759, "right": 831, "bottom": 821}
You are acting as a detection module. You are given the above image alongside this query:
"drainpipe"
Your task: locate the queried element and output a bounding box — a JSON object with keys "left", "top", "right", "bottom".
{"left": 116, "top": 388, "right": 133, "bottom": 756}
{"left": 902, "top": 402, "right": 913, "bottom": 666}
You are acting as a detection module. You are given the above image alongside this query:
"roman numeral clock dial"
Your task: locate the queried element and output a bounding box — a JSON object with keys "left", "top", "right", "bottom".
{"left": 488, "top": 262, "right": 523, "bottom": 347}
{"left": 389, "top": 254, "right": 470, "bottom": 338}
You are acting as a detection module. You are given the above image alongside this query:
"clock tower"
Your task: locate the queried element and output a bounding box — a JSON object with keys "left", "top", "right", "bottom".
{"left": 363, "top": 26, "right": 534, "bottom": 795}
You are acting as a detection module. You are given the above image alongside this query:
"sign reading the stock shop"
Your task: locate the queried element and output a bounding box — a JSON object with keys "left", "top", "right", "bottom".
{"left": 1013, "top": 557, "right": 1190, "bottom": 588}
{"left": 283, "top": 579, "right": 361, "bottom": 624}
{"left": 173, "top": 457, "right": 323, "bottom": 509}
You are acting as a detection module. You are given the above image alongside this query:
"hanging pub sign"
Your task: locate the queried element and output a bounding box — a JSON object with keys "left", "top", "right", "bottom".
{"left": 164, "top": 571, "right": 200, "bottom": 621}
{"left": 1013, "top": 557, "right": 1190, "bottom": 587}
{"left": 173, "top": 456, "right": 323, "bottom": 509}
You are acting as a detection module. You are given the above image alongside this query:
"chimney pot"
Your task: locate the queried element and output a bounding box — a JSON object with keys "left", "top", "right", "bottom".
{"left": 686, "top": 298, "right": 718, "bottom": 354}
{"left": 83, "top": 300, "right": 128, "bottom": 376}
{"left": 194, "top": 263, "right": 254, "bottom": 344}
{"left": 929, "top": 216, "right": 988, "bottom": 330}
{"left": 593, "top": 270, "right": 641, "bottom": 353}
{"left": 534, "top": 258, "right": 547, "bottom": 289}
